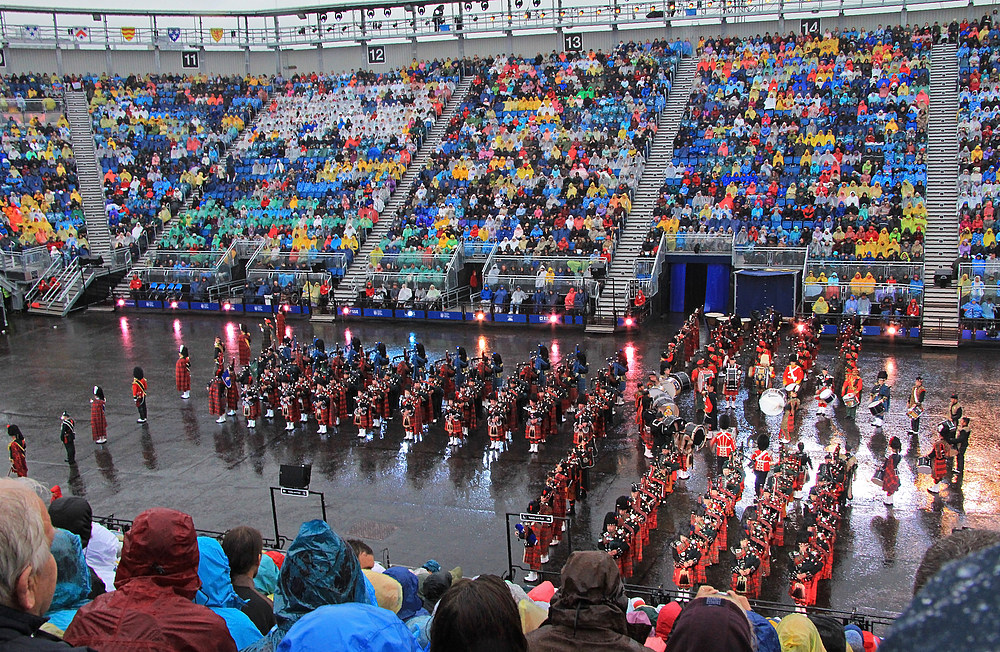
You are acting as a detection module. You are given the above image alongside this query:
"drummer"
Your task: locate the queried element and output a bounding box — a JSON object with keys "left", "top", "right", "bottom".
{"left": 841, "top": 365, "right": 863, "bottom": 420}
{"left": 815, "top": 364, "right": 835, "bottom": 420}
{"left": 906, "top": 376, "right": 925, "bottom": 435}
{"left": 869, "top": 371, "right": 891, "bottom": 430}
{"left": 782, "top": 355, "right": 805, "bottom": 393}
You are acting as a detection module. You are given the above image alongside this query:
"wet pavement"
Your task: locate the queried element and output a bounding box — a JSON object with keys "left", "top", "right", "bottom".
{"left": 1, "top": 311, "right": 998, "bottom": 615}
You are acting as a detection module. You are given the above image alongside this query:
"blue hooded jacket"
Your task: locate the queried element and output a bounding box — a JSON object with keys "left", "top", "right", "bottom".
{"left": 243, "top": 520, "right": 369, "bottom": 652}
{"left": 382, "top": 567, "right": 430, "bottom": 650}
{"left": 195, "top": 537, "right": 263, "bottom": 650}
{"left": 276, "top": 603, "right": 416, "bottom": 652}
{"left": 45, "top": 528, "right": 92, "bottom": 633}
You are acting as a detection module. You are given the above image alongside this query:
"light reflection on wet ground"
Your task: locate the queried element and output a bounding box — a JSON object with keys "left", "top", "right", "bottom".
{"left": 0, "top": 312, "right": 997, "bottom": 612}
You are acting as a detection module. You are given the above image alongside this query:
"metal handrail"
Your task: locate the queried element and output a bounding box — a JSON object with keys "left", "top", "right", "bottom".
{"left": 26, "top": 256, "right": 65, "bottom": 302}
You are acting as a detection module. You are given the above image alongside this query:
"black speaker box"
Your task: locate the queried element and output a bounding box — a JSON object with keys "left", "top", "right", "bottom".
{"left": 279, "top": 464, "right": 311, "bottom": 489}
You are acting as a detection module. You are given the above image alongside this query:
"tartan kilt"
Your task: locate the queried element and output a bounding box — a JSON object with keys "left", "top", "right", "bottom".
{"left": 208, "top": 380, "right": 226, "bottom": 415}
{"left": 641, "top": 426, "right": 653, "bottom": 449}
{"left": 283, "top": 398, "right": 300, "bottom": 422}
{"left": 354, "top": 408, "right": 373, "bottom": 429}
{"left": 299, "top": 393, "right": 312, "bottom": 415}
{"left": 932, "top": 453, "right": 949, "bottom": 483}
{"left": 731, "top": 571, "right": 761, "bottom": 598}
{"left": 243, "top": 396, "right": 261, "bottom": 419}
{"left": 523, "top": 544, "right": 541, "bottom": 569}
{"left": 91, "top": 400, "right": 107, "bottom": 442}
{"left": 175, "top": 359, "right": 191, "bottom": 392}
{"left": 238, "top": 340, "right": 251, "bottom": 367}
{"left": 227, "top": 382, "right": 241, "bottom": 410}
{"left": 314, "top": 397, "right": 330, "bottom": 425}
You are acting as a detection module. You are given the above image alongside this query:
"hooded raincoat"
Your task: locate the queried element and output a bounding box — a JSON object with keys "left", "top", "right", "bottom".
{"left": 275, "top": 603, "right": 416, "bottom": 652}
{"left": 525, "top": 551, "right": 646, "bottom": 652}
{"left": 242, "top": 519, "right": 369, "bottom": 652}
{"left": 43, "top": 529, "right": 92, "bottom": 635}
{"left": 63, "top": 508, "right": 237, "bottom": 652}
{"left": 194, "top": 537, "right": 262, "bottom": 649}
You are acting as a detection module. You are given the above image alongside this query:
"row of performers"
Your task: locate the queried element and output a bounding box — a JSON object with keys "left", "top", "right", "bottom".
{"left": 205, "top": 334, "right": 632, "bottom": 454}
{"left": 658, "top": 309, "right": 704, "bottom": 374}
{"left": 672, "top": 434, "right": 854, "bottom": 608}
{"left": 594, "top": 312, "right": 767, "bottom": 580}
{"left": 514, "top": 373, "right": 628, "bottom": 581}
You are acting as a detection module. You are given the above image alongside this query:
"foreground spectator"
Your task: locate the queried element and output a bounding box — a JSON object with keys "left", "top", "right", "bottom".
{"left": 222, "top": 525, "right": 276, "bottom": 635}
{"left": 911, "top": 527, "right": 1000, "bottom": 595}
{"left": 276, "top": 602, "right": 416, "bottom": 652}
{"left": 431, "top": 575, "right": 526, "bottom": 652}
{"left": 775, "top": 613, "right": 827, "bottom": 652}
{"left": 0, "top": 478, "right": 93, "bottom": 650}
{"left": 63, "top": 508, "right": 236, "bottom": 652}
{"left": 41, "top": 529, "right": 92, "bottom": 638}
{"left": 243, "top": 520, "right": 369, "bottom": 652}
{"left": 663, "top": 592, "right": 753, "bottom": 652}
{"left": 526, "top": 550, "right": 644, "bottom": 651}
{"left": 195, "top": 537, "right": 262, "bottom": 648}
{"left": 47, "top": 497, "right": 106, "bottom": 599}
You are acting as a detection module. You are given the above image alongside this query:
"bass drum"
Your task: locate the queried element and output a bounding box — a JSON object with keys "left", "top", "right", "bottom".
{"left": 652, "top": 416, "right": 685, "bottom": 445}
{"left": 684, "top": 422, "right": 707, "bottom": 450}
{"left": 651, "top": 395, "right": 680, "bottom": 418}
{"left": 759, "top": 388, "right": 787, "bottom": 416}
{"left": 664, "top": 371, "right": 692, "bottom": 399}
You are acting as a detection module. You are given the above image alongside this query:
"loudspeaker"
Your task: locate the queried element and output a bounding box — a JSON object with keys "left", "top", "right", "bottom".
{"left": 934, "top": 268, "right": 952, "bottom": 288}
{"left": 279, "top": 464, "right": 311, "bottom": 489}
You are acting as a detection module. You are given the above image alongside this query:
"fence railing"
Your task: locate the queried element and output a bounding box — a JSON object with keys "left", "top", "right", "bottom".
{"left": 0, "top": 246, "right": 53, "bottom": 282}
{"left": 659, "top": 230, "right": 734, "bottom": 255}
{"left": 733, "top": 245, "right": 808, "bottom": 270}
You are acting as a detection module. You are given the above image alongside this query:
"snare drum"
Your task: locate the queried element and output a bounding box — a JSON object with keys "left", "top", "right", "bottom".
{"left": 906, "top": 404, "right": 923, "bottom": 420}
{"left": 842, "top": 394, "right": 859, "bottom": 408}
{"left": 724, "top": 367, "right": 741, "bottom": 392}
{"left": 784, "top": 382, "right": 800, "bottom": 394}
{"left": 916, "top": 456, "right": 932, "bottom": 474}
{"left": 818, "top": 387, "right": 835, "bottom": 403}
{"left": 868, "top": 398, "right": 885, "bottom": 416}
{"left": 871, "top": 466, "right": 886, "bottom": 489}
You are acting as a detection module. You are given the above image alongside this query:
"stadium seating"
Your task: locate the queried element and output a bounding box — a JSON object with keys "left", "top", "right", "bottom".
{"left": 646, "top": 28, "right": 930, "bottom": 262}
{"left": 86, "top": 74, "right": 271, "bottom": 247}
{"left": 0, "top": 79, "right": 85, "bottom": 257}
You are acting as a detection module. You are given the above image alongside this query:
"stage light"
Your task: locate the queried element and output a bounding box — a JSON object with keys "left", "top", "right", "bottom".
{"left": 464, "top": 1, "right": 472, "bottom": 9}
{"left": 418, "top": 6, "right": 426, "bottom": 14}
{"left": 406, "top": 310, "right": 415, "bottom": 317}
{"left": 515, "top": 0, "right": 523, "bottom": 7}
{"left": 549, "top": 314, "right": 559, "bottom": 324}
{"left": 475, "top": 311, "right": 485, "bottom": 321}
{"left": 481, "top": 1, "right": 489, "bottom": 9}
{"left": 367, "top": 8, "right": 375, "bottom": 17}
{"left": 282, "top": 304, "right": 290, "bottom": 312}
{"left": 222, "top": 302, "right": 232, "bottom": 311}
{"left": 170, "top": 301, "right": 178, "bottom": 309}
{"left": 625, "top": 316, "right": 634, "bottom": 326}
{"left": 887, "top": 325, "right": 897, "bottom": 336}
{"left": 116, "top": 298, "right": 125, "bottom": 307}
{"left": 385, "top": 8, "right": 392, "bottom": 16}
{"left": 342, "top": 306, "right": 351, "bottom": 315}
{"left": 796, "top": 323, "right": 805, "bottom": 333}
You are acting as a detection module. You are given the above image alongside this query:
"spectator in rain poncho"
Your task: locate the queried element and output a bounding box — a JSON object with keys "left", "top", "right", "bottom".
{"left": 275, "top": 603, "right": 416, "bottom": 652}
{"left": 42, "top": 529, "right": 92, "bottom": 638}
{"left": 383, "top": 566, "right": 431, "bottom": 651}
{"left": 194, "top": 537, "right": 262, "bottom": 649}
{"left": 242, "top": 520, "right": 370, "bottom": 652}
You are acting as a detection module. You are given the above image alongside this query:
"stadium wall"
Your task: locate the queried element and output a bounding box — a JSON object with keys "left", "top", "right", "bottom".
{"left": 0, "top": 5, "right": 977, "bottom": 76}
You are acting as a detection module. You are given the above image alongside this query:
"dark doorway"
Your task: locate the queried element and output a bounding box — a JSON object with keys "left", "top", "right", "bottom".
{"left": 684, "top": 263, "right": 708, "bottom": 314}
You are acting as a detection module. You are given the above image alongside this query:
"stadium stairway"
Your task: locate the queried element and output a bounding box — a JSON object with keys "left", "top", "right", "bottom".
{"left": 330, "top": 74, "right": 474, "bottom": 309}
{"left": 922, "top": 42, "right": 960, "bottom": 348}
{"left": 64, "top": 88, "right": 112, "bottom": 256}
{"left": 587, "top": 56, "right": 697, "bottom": 332}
